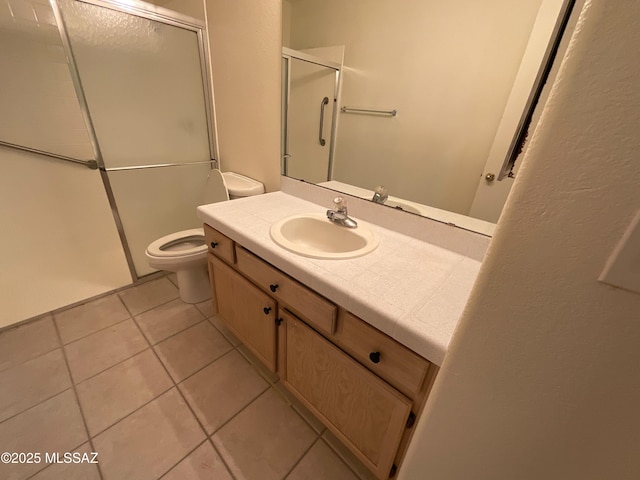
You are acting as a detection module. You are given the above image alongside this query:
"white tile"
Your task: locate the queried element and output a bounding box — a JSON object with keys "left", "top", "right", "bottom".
{"left": 0, "top": 349, "right": 71, "bottom": 422}
{"left": 118, "top": 278, "right": 179, "bottom": 316}
{"left": 0, "top": 390, "right": 88, "bottom": 480}
{"left": 93, "top": 388, "right": 205, "bottom": 480}
{"left": 135, "top": 299, "right": 204, "bottom": 345}
{"left": 163, "top": 442, "right": 232, "bottom": 480}
{"left": 76, "top": 349, "right": 172, "bottom": 436}
{"left": 179, "top": 350, "right": 268, "bottom": 434}
{"left": 65, "top": 319, "right": 148, "bottom": 383}
{"left": 212, "top": 389, "right": 316, "bottom": 480}
{"left": 288, "top": 439, "right": 359, "bottom": 480}
{"left": 155, "top": 321, "right": 232, "bottom": 382}
{"left": 0, "top": 316, "right": 59, "bottom": 372}
{"left": 55, "top": 294, "right": 130, "bottom": 344}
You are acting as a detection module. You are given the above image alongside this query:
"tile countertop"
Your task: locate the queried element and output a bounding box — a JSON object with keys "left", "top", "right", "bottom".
{"left": 197, "top": 192, "right": 482, "bottom": 366}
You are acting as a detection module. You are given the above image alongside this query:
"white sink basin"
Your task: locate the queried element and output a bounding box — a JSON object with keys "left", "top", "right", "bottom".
{"left": 270, "top": 213, "right": 379, "bottom": 259}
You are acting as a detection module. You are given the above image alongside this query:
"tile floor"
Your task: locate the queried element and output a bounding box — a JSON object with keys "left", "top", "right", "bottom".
{"left": 0, "top": 275, "right": 375, "bottom": 480}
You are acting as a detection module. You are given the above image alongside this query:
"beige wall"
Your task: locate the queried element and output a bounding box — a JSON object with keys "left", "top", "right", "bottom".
{"left": 204, "top": 0, "right": 282, "bottom": 192}
{"left": 145, "top": 0, "right": 204, "bottom": 21}
{"left": 401, "top": 1, "right": 640, "bottom": 479}
{"left": 282, "top": 0, "right": 291, "bottom": 47}
{"left": 287, "top": 0, "right": 542, "bottom": 215}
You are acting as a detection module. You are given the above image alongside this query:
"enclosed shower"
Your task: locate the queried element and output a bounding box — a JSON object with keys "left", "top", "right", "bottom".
{"left": 281, "top": 47, "right": 341, "bottom": 184}
{"left": 0, "top": 0, "right": 216, "bottom": 327}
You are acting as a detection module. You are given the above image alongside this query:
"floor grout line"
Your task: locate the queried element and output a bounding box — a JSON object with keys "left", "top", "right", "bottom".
{"left": 51, "top": 317, "right": 106, "bottom": 480}
{"left": 0, "top": 385, "right": 73, "bottom": 427}
{"left": 22, "top": 438, "right": 102, "bottom": 480}
{"left": 283, "top": 435, "right": 322, "bottom": 479}
{"left": 64, "top": 312, "right": 234, "bottom": 437}
{"left": 319, "top": 434, "right": 374, "bottom": 480}
{"left": 116, "top": 295, "right": 180, "bottom": 320}
{"left": 0, "top": 328, "right": 61, "bottom": 375}
{"left": 60, "top": 315, "right": 133, "bottom": 349}
{"left": 130, "top": 310, "right": 237, "bottom": 480}
{"left": 70, "top": 344, "right": 149, "bottom": 387}
{"left": 86, "top": 383, "right": 175, "bottom": 439}
{"left": 207, "top": 437, "right": 238, "bottom": 480}
{"left": 207, "top": 383, "right": 272, "bottom": 439}
{"left": 116, "top": 284, "right": 181, "bottom": 318}
{"left": 0, "top": 340, "right": 62, "bottom": 375}
{"left": 67, "top": 297, "right": 203, "bottom": 386}
{"left": 173, "top": 346, "right": 237, "bottom": 386}
{"left": 145, "top": 316, "right": 209, "bottom": 349}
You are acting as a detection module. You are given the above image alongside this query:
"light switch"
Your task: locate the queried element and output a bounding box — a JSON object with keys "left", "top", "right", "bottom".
{"left": 599, "top": 209, "right": 640, "bottom": 295}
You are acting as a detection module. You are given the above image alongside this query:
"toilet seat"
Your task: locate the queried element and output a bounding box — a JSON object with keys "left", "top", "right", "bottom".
{"left": 146, "top": 228, "right": 206, "bottom": 259}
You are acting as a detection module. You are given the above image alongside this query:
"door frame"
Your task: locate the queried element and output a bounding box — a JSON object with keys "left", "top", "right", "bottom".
{"left": 469, "top": 0, "right": 577, "bottom": 222}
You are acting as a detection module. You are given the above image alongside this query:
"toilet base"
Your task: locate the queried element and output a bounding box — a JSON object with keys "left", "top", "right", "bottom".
{"left": 175, "top": 265, "right": 211, "bottom": 304}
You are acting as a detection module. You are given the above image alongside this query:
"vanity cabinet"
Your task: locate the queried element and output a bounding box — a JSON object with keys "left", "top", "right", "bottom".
{"left": 235, "top": 246, "right": 337, "bottom": 335}
{"left": 204, "top": 224, "right": 236, "bottom": 264}
{"left": 280, "top": 310, "right": 412, "bottom": 479}
{"left": 205, "top": 225, "right": 437, "bottom": 479}
{"left": 208, "top": 255, "right": 277, "bottom": 371}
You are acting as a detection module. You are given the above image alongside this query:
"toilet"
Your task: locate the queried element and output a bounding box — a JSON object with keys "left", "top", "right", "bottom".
{"left": 145, "top": 170, "right": 265, "bottom": 303}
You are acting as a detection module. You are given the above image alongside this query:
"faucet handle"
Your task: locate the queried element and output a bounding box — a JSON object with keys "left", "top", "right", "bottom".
{"left": 332, "top": 196, "right": 347, "bottom": 210}
{"left": 374, "top": 185, "right": 387, "bottom": 196}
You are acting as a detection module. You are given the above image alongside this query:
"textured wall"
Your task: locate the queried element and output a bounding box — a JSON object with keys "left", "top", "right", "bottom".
{"left": 401, "top": 1, "right": 640, "bottom": 479}
{"left": 204, "top": 0, "right": 282, "bottom": 192}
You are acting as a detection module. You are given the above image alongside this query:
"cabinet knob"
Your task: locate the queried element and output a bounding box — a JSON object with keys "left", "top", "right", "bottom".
{"left": 263, "top": 307, "right": 272, "bottom": 315}
{"left": 210, "top": 242, "right": 218, "bottom": 249}
{"left": 369, "top": 351, "right": 381, "bottom": 364}
{"left": 275, "top": 317, "right": 283, "bottom": 326}
{"left": 269, "top": 284, "right": 279, "bottom": 293}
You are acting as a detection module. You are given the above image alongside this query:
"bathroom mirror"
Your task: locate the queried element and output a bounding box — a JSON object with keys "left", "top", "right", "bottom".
{"left": 281, "top": 0, "right": 574, "bottom": 232}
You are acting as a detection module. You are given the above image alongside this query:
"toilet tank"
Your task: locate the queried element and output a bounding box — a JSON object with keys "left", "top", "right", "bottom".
{"left": 222, "top": 172, "right": 265, "bottom": 199}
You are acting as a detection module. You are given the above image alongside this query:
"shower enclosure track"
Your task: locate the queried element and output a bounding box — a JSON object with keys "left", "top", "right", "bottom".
{"left": 0, "top": 141, "right": 98, "bottom": 169}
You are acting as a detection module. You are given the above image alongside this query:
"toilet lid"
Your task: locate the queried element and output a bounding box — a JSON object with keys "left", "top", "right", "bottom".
{"left": 146, "top": 228, "right": 207, "bottom": 258}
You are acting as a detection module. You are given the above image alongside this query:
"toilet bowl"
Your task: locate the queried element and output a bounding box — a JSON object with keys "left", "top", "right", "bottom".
{"left": 145, "top": 170, "right": 264, "bottom": 304}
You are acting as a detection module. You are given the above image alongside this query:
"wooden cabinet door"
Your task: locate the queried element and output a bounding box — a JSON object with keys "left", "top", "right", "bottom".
{"left": 281, "top": 311, "right": 411, "bottom": 480}
{"left": 208, "top": 254, "right": 277, "bottom": 371}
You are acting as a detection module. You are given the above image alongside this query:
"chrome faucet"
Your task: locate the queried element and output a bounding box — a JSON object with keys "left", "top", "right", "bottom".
{"left": 326, "top": 196, "right": 358, "bottom": 228}
{"left": 371, "top": 185, "right": 388, "bottom": 204}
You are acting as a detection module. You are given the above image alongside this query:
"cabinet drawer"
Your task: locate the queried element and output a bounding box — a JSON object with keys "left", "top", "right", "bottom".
{"left": 334, "top": 310, "right": 430, "bottom": 399}
{"left": 236, "top": 246, "right": 336, "bottom": 335}
{"left": 282, "top": 311, "right": 411, "bottom": 480}
{"left": 204, "top": 224, "right": 235, "bottom": 264}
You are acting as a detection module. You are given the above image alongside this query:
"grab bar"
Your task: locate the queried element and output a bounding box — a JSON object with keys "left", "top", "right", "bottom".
{"left": 105, "top": 160, "right": 215, "bottom": 171}
{"left": 319, "top": 96, "right": 329, "bottom": 146}
{"left": 0, "top": 140, "right": 98, "bottom": 169}
{"left": 340, "top": 106, "right": 397, "bottom": 116}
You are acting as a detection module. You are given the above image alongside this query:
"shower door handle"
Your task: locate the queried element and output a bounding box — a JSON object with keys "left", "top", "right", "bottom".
{"left": 318, "top": 97, "right": 329, "bottom": 146}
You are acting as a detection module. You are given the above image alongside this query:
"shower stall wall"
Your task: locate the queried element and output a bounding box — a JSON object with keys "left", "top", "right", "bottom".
{"left": 0, "top": 0, "right": 217, "bottom": 327}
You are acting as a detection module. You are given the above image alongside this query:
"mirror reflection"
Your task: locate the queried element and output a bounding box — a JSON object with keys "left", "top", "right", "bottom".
{"left": 281, "top": 0, "right": 571, "bottom": 232}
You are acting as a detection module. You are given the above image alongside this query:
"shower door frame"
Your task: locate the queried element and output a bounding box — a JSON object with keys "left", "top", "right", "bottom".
{"left": 51, "top": 0, "right": 219, "bottom": 281}
{"left": 282, "top": 47, "right": 342, "bottom": 182}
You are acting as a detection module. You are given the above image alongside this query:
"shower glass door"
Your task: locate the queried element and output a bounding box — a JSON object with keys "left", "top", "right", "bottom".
{"left": 283, "top": 53, "right": 339, "bottom": 184}
{"left": 0, "top": 0, "right": 94, "bottom": 161}
{"left": 58, "top": 0, "right": 212, "bottom": 169}
{"left": 59, "top": 0, "right": 215, "bottom": 277}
